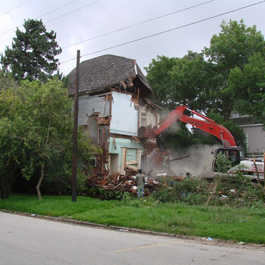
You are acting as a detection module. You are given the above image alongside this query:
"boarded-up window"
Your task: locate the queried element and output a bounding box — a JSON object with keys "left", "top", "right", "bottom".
{"left": 124, "top": 148, "right": 141, "bottom": 173}
{"left": 126, "top": 148, "right": 137, "bottom": 164}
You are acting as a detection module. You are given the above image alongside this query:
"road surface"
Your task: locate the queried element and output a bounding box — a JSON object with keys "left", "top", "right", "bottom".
{"left": 0, "top": 211, "right": 264, "bottom": 265}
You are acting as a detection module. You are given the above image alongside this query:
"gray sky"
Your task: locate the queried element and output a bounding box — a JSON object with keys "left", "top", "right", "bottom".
{"left": 0, "top": 0, "right": 264, "bottom": 76}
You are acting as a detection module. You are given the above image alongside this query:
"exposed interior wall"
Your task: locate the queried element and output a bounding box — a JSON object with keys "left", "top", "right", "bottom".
{"left": 110, "top": 91, "right": 138, "bottom": 136}
{"left": 78, "top": 94, "right": 110, "bottom": 125}
{"left": 79, "top": 91, "right": 160, "bottom": 176}
{"left": 108, "top": 137, "right": 143, "bottom": 174}
{"left": 80, "top": 93, "right": 111, "bottom": 176}
{"left": 138, "top": 101, "right": 159, "bottom": 129}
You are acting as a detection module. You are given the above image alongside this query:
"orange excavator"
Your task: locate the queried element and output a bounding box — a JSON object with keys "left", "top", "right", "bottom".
{"left": 140, "top": 105, "right": 245, "bottom": 172}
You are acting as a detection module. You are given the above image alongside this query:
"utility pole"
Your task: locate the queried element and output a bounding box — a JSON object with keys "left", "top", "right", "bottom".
{"left": 72, "top": 50, "right": 80, "bottom": 202}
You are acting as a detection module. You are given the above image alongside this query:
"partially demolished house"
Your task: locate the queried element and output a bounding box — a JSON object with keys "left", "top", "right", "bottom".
{"left": 68, "top": 54, "right": 161, "bottom": 176}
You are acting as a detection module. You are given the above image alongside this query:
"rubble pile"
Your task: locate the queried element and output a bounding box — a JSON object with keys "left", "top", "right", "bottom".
{"left": 87, "top": 173, "right": 162, "bottom": 196}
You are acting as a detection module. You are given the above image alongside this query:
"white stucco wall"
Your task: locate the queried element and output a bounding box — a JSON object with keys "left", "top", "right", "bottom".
{"left": 110, "top": 91, "right": 138, "bottom": 136}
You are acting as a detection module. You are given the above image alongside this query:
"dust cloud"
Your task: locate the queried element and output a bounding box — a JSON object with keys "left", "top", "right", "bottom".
{"left": 145, "top": 144, "right": 220, "bottom": 179}
{"left": 169, "top": 144, "right": 222, "bottom": 177}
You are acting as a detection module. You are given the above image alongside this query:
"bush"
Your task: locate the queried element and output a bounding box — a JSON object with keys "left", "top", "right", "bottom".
{"left": 86, "top": 187, "right": 131, "bottom": 201}
{"left": 76, "top": 170, "right": 89, "bottom": 195}
{"left": 151, "top": 174, "right": 265, "bottom": 207}
{"left": 216, "top": 174, "right": 265, "bottom": 206}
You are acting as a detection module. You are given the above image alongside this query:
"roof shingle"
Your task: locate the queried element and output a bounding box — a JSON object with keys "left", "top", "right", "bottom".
{"left": 68, "top": 54, "right": 153, "bottom": 96}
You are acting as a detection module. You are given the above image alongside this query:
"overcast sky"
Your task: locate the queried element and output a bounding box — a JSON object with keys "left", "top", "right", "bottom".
{"left": 0, "top": 0, "right": 264, "bottom": 76}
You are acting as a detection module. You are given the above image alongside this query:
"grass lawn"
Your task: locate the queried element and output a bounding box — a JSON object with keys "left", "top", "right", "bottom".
{"left": 0, "top": 194, "right": 264, "bottom": 244}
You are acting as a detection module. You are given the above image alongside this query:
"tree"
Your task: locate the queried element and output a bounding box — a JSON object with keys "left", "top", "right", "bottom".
{"left": 146, "top": 19, "right": 265, "bottom": 128}
{"left": 145, "top": 55, "right": 179, "bottom": 109}
{"left": 169, "top": 51, "right": 210, "bottom": 113}
{"left": 0, "top": 70, "right": 18, "bottom": 90}
{"left": 0, "top": 83, "right": 27, "bottom": 198}
{"left": 229, "top": 52, "right": 265, "bottom": 126}
{"left": 145, "top": 20, "right": 265, "bottom": 147}
{"left": 145, "top": 52, "right": 211, "bottom": 113}
{"left": 0, "top": 79, "right": 97, "bottom": 199}
{"left": 1, "top": 19, "right": 62, "bottom": 83}
{"left": 204, "top": 20, "right": 265, "bottom": 120}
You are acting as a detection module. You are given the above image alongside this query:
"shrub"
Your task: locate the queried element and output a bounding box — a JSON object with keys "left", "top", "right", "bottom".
{"left": 152, "top": 173, "right": 265, "bottom": 207}
{"left": 86, "top": 187, "right": 131, "bottom": 201}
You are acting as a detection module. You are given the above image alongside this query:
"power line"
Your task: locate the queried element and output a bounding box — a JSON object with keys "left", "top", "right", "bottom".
{"left": 37, "top": 0, "right": 78, "bottom": 19}
{"left": 0, "top": 0, "right": 31, "bottom": 17}
{"left": 0, "top": 0, "right": 77, "bottom": 37}
{"left": 46, "top": 0, "right": 101, "bottom": 25}
{"left": 61, "top": 0, "right": 265, "bottom": 65}
{"left": 0, "top": 0, "right": 101, "bottom": 40}
{"left": 62, "top": 0, "right": 215, "bottom": 49}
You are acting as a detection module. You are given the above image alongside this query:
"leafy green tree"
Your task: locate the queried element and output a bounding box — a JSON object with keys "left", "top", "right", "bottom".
{"left": 146, "top": 19, "right": 265, "bottom": 139}
{"left": 204, "top": 19, "right": 265, "bottom": 120}
{"left": 145, "top": 55, "right": 178, "bottom": 109}
{"left": 145, "top": 52, "right": 211, "bottom": 113}
{"left": 229, "top": 52, "right": 265, "bottom": 126}
{"left": 1, "top": 19, "right": 62, "bottom": 83}
{"left": 146, "top": 20, "right": 265, "bottom": 122}
{"left": 169, "top": 51, "right": 210, "bottom": 113}
{"left": 0, "top": 79, "right": 97, "bottom": 199}
{"left": 0, "top": 84, "right": 29, "bottom": 199}
{"left": 0, "top": 70, "right": 18, "bottom": 90}
{"left": 19, "top": 80, "right": 74, "bottom": 200}
{"left": 163, "top": 126, "right": 193, "bottom": 149}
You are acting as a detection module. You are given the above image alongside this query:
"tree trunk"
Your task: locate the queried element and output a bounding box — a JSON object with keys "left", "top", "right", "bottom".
{"left": 0, "top": 166, "right": 18, "bottom": 199}
{"left": 0, "top": 174, "right": 11, "bottom": 199}
{"left": 36, "top": 165, "right": 44, "bottom": 201}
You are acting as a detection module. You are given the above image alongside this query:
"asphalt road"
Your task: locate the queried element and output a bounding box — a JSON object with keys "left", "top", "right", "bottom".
{"left": 0, "top": 211, "right": 264, "bottom": 265}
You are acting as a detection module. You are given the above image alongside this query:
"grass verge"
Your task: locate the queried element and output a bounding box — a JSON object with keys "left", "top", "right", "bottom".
{"left": 0, "top": 194, "right": 264, "bottom": 244}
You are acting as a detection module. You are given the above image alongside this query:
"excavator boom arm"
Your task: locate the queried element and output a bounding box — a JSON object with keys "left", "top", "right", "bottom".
{"left": 154, "top": 106, "right": 236, "bottom": 147}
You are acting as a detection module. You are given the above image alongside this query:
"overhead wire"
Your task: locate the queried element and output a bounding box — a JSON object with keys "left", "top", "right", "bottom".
{"left": 37, "top": 0, "right": 78, "bottom": 19}
{"left": 62, "top": 0, "right": 215, "bottom": 49}
{"left": 0, "top": 0, "right": 31, "bottom": 17}
{"left": 0, "top": 0, "right": 101, "bottom": 41}
{"left": 45, "top": 0, "right": 101, "bottom": 25}
{"left": 61, "top": 0, "right": 265, "bottom": 65}
{"left": 0, "top": 0, "right": 77, "bottom": 37}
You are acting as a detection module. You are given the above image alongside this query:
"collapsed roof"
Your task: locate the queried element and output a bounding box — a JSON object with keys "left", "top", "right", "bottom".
{"left": 68, "top": 54, "right": 153, "bottom": 97}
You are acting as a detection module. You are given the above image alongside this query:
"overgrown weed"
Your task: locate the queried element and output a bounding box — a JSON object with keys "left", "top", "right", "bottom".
{"left": 151, "top": 173, "right": 265, "bottom": 208}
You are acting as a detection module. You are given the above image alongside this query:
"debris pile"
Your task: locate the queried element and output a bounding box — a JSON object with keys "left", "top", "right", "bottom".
{"left": 149, "top": 148, "right": 170, "bottom": 166}
{"left": 87, "top": 173, "right": 162, "bottom": 196}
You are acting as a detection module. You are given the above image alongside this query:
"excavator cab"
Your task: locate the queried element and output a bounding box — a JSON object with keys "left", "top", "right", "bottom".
{"left": 212, "top": 146, "right": 244, "bottom": 172}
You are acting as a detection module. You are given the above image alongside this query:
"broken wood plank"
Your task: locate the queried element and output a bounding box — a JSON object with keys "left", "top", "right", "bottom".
{"left": 126, "top": 160, "right": 138, "bottom": 165}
